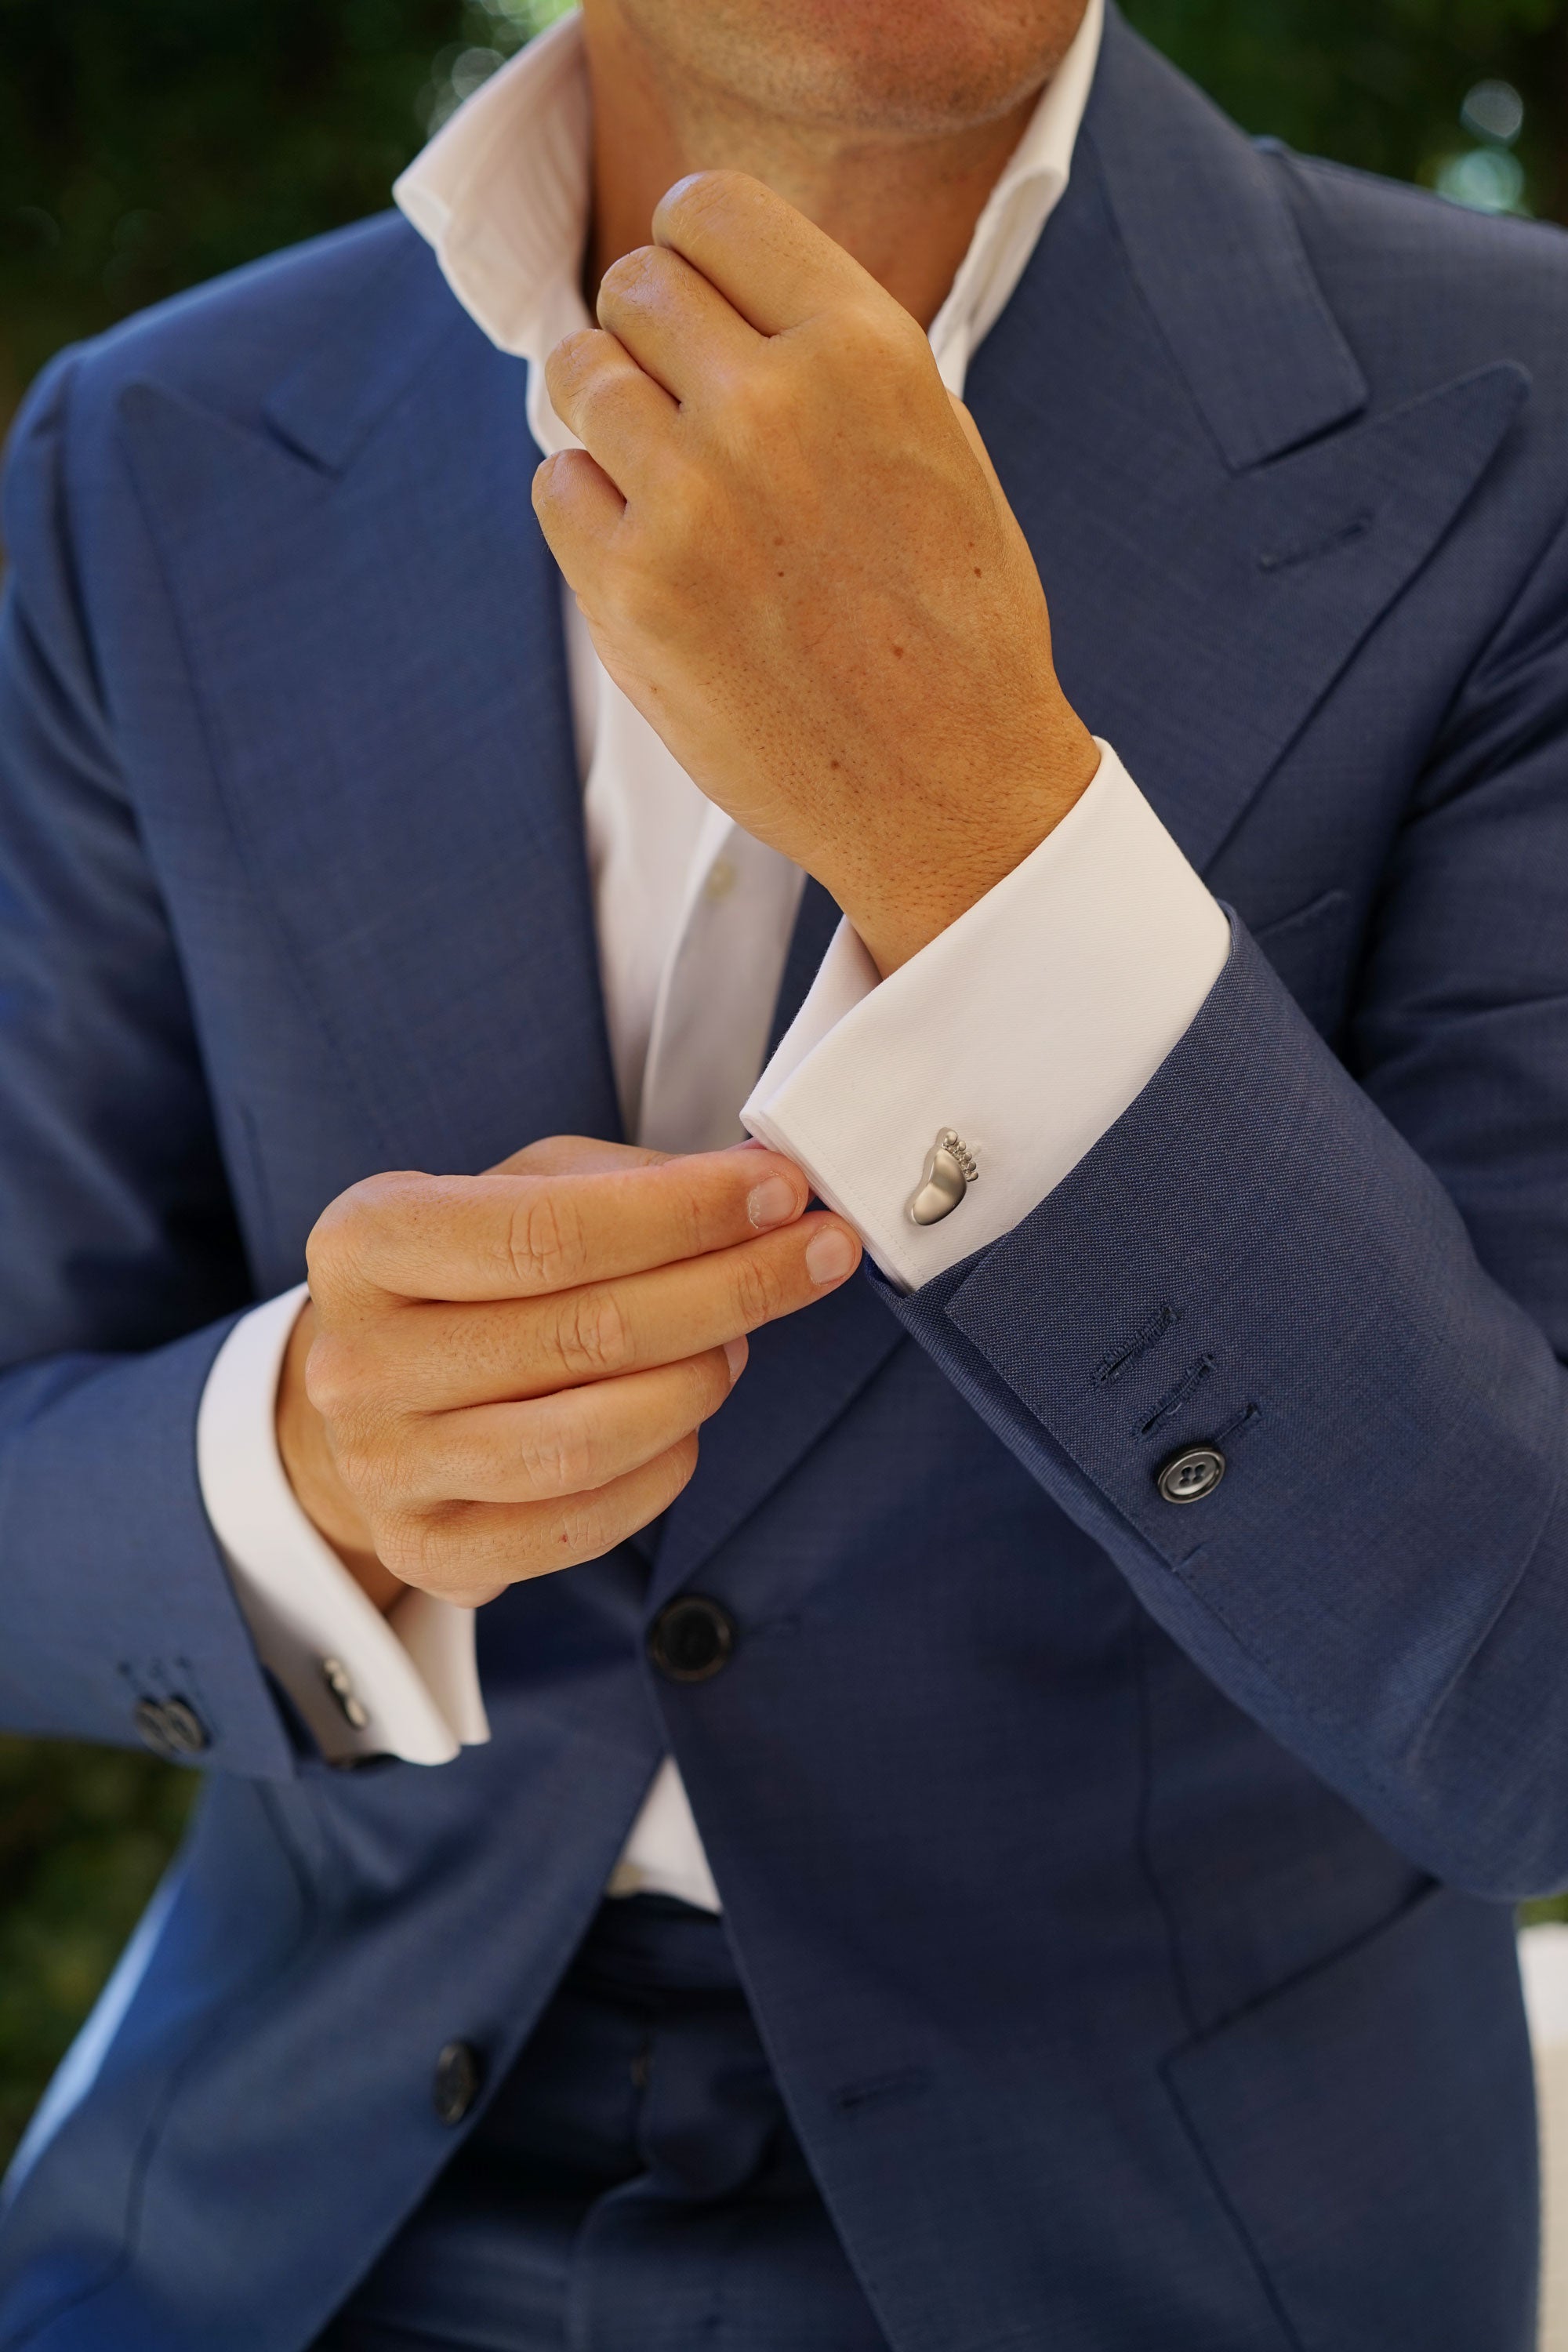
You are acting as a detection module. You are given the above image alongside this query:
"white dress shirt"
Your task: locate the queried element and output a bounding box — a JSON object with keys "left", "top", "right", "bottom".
{"left": 196, "top": 0, "right": 1229, "bottom": 1915}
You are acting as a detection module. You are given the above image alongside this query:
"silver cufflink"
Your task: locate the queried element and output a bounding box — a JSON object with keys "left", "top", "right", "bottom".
{"left": 907, "top": 1129, "right": 978, "bottom": 1226}
{"left": 321, "top": 1656, "right": 369, "bottom": 1730}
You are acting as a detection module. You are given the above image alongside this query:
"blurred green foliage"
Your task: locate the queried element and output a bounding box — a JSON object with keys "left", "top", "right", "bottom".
{"left": 1133, "top": 0, "right": 1566, "bottom": 216}
{"left": 0, "top": 0, "right": 574, "bottom": 416}
{"left": 2, "top": 0, "right": 1567, "bottom": 2169}
{"left": 0, "top": 1737, "right": 198, "bottom": 2160}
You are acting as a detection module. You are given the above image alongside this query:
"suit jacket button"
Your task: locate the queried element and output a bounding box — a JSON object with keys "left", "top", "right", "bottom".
{"left": 648, "top": 1595, "right": 735, "bottom": 1683}
{"left": 1157, "top": 1445, "right": 1226, "bottom": 1504}
{"left": 433, "top": 2040, "right": 483, "bottom": 2127}
{"left": 132, "top": 1696, "right": 211, "bottom": 1758}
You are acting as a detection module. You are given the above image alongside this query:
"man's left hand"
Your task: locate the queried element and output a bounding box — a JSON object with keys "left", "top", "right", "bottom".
{"left": 533, "top": 171, "right": 1100, "bottom": 976}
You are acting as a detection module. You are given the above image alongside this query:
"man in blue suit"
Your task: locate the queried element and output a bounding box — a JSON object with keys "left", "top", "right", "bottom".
{"left": 2, "top": 0, "right": 1568, "bottom": 2340}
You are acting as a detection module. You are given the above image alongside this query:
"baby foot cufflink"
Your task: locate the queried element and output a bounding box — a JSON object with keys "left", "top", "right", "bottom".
{"left": 907, "top": 1129, "right": 979, "bottom": 1226}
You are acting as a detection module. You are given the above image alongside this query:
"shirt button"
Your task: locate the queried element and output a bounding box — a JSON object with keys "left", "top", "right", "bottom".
{"left": 132, "top": 1696, "right": 211, "bottom": 1759}
{"left": 703, "top": 855, "right": 738, "bottom": 903}
{"left": 433, "top": 2040, "right": 483, "bottom": 2127}
{"left": 648, "top": 1595, "right": 735, "bottom": 1683}
{"left": 1157, "top": 1445, "right": 1226, "bottom": 1504}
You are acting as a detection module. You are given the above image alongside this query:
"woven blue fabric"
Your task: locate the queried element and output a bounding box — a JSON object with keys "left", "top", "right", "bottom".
{"left": 2, "top": 10, "right": 1566, "bottom": 2347}
{"left": 314, "top": 1895, "right": 889, "bottom": 2352}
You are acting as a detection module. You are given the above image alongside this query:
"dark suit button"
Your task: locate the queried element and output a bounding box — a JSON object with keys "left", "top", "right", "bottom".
{"left": 648, "top": 1595, "right": 735, "bottom": 1683}
{"left": 433, "top": 2040, "right": 483, "bottom": 2127}
{"left": 132, "top": 1696, "right": 211, "bottom": 1759}
{"left": 1157, "top": 1445, "right": 1226, "bottom": 1504}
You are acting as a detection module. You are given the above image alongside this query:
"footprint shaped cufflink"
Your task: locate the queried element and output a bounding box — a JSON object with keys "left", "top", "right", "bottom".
{"left": 907, "top": 1129, "right": 979, "bottom": 1226}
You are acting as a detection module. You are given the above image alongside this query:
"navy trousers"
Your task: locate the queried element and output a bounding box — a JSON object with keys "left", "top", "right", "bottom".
{"left": 316, "top": 1898, "right": 890, "bottom": 2352}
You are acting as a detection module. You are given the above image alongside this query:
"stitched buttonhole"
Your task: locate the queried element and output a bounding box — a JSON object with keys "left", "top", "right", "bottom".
{"left": 1094, "top": 1302, "right": 1179, "bottom": 1389}
{"left": 1136, "top": 1355, "right": 1214, "bottom": 1438}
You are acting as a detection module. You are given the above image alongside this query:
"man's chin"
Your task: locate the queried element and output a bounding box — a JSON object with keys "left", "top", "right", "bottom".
{"left": 601, "top": 0, "right": 1091, "bottom": 140}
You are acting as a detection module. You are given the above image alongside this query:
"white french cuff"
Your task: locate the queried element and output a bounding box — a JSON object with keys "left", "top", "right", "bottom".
{"left": 195, "top": 1283, "right": 490, "bottom": 1766}
{"left": 742, "top": 741, "right": 1232, "bottom": 1294}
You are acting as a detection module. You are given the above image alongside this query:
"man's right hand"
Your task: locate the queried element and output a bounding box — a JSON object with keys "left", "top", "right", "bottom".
{"left": 275, "top": 1137, "right": 861, "bottom": 1613}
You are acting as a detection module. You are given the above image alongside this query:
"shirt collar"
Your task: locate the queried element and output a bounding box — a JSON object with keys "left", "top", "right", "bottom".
{"left": 395, "top": 0, "right": 1103, "bottom": 394}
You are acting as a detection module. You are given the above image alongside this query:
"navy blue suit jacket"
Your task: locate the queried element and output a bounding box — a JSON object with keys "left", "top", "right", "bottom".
{"left": 3, "top": 14, "right": 1568, "bottom": 2347}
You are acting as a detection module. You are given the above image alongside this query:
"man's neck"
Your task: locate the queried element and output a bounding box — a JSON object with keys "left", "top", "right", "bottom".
{"left": 580, "top": 5, "right": 1050, "bottom": 329}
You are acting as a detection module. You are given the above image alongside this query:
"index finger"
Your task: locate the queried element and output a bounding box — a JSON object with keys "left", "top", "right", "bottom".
{"left": 652, "top": 169, "right": 882, "bottom": 337}
{"left": 310, "top": 1145, "right": 811, "bottom": 1308}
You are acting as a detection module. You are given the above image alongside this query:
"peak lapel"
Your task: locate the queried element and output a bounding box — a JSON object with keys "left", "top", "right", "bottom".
{"left": 967, "top": 11, "right": 1529, "bottom": 877}
{"left": 1087, "top": 11, "right": 1367, "bottom": 474}
{"left": 119, "top": 272, "right": 618, "bottom": 1179}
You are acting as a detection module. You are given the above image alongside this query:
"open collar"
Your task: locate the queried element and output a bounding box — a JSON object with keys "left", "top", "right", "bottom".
{"left": 390, "top": 1, "right": 1107, "bottom": 397}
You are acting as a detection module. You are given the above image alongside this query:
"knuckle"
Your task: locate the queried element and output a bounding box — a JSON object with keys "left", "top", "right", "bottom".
{"left": 307, "top": 1171, "right": 426, "bottom": 1298}
{"left": 597, "top": 243, "right": 662, "bottom": 310}
{"left": 550, "top": 1488, "right": 617, "bottom": 1564}
{"left": 551, "top": 1286, "right": 633, "bottom": 1380}
{"left": 823, "top": 302, "right": 922, "bottom": 389}
{"left": 381, "top": 1503, "right": 490, "bottom": 1596}
{"left": 677, "top": 1179, "right": 715, "bottom": 1261}
{"left": 304, "top": 1189, "right": 367, "bottom": 1294}
{"left": 564, "top": 354, "right": 639, "bottom": 437}
{"left": 375, "top": 1508, "right": 441, "bottom": 1587}
{"left": 723, "top": 365, "right": 787, "bottom": 443}
{"left": 845, "top": 296, "right": 915, "bottom": 354}
{"left": 666, "top": 169, "right": 739, "bottom": 230}
{"left": 570, "top": 368, "right": 619, "bottom": 433}
{"left": 532, "top": 451, "right": 568, "bottom": 513}
{"left": 329, "top": 1435, "right": 387, "bottom": 1508}
{"left": 729, "top": 1246, "right": 784, "bottom": 1330}
{"left": 662, "top": 1432, "right": 701, "bottom": 1498}
{"left": 547, "top": 327, "right": 601, "bottom": 389}
{"left": 519, "top": 1407, "right": 596, "bottom": 1498}
{"left": 553, "top": 1432, "right": 699, "bottom": 1562}
{"left": 507, "top": 1182, "right": 587, "bottom": 1292}
{"left": 302, "top": 1330, "right": 360, "bottom": 1423}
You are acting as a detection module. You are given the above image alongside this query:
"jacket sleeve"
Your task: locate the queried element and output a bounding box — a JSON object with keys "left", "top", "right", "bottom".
{"left": 887, "top": 510, "right": 1568, "bottom": 1903}
{"left": 0, "top": 351, "right": 296, "bottom": 1777}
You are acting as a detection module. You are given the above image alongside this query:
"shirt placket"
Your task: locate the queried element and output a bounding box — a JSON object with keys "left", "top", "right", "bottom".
{"left": 638, "top": 804, "right": 807, "bottom": 1156}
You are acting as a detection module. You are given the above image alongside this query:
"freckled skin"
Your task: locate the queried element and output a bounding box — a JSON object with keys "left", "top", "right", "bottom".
{"left": 537, "top": 167, "right": 1099, "bottom": 978}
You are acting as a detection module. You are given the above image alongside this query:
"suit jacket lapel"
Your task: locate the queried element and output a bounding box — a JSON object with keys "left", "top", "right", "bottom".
{"left": 967, "top": 9, "right": 1527, "bottom": 879}
{"left": 119, "top": 245, "right": 619, "bottom": 1178}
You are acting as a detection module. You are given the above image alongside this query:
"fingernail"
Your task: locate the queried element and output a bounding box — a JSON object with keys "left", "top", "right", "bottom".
{"left": 747, "top": 1175, "right": 800, "bottom": 1230}
{"left": 724, "top": 1337, "right": 748, "bottom": 1385}
{"left": 805, "top": 1229, "right": 856, "bottom": 1286}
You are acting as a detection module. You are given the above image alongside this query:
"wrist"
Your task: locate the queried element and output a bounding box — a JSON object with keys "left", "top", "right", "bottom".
{"left": 276, "top": 1301, "right": 406, "bottom": 1615}
{"left": 840, "top": 712, "right": 1102, "bottom": 975}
